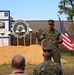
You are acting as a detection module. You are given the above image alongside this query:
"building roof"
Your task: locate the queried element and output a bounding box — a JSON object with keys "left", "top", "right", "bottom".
{"left": 26, "top": 20, "right": 72, "bottom": 31}
{"left": 11, "top": 20, "right": 73, "bottom": 32}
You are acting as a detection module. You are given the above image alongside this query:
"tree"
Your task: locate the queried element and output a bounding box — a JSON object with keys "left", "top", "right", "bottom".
{"left": 58, "top": 0, "right": 74, "bottom": 39}
{"left": 58, "top": 0, "right": 74, "bottom": 21}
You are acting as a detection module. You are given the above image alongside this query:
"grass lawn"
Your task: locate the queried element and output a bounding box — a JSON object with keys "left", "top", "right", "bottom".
{"left": 0, "top": 53, "right": 74, "bottom": 75}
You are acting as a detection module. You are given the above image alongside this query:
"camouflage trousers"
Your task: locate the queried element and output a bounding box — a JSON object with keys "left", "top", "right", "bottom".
{"left": 52, "top": 49, "right": 61, "bottom": 67}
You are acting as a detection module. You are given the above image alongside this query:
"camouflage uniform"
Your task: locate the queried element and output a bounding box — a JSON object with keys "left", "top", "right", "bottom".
{"left": 10, "top": 70, "right": 27, "bottom": 75}
{"left": 33, "top": 60, "right": 62, "bottom": 75}
{"left": 40, "top": 29, "right": 61, "bottom": 66}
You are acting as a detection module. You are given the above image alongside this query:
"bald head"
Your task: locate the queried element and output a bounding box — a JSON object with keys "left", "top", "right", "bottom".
{"left": 12, "top": 54, "right": 25, "bottom": 70}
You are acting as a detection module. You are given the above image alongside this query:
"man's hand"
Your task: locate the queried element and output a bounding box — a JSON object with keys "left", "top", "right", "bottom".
{"left": 34, "top": 29, "right": 42, "bottom": 41}
{"left": 53, "top": 39, "right": 63, "bottom": 44}
{"left": 34, "top": 29, "right": 39, "bottom": 33}
{"left": 34, "top": 29, "right": 39, "bottom": 38}
{"left": 53, "top": 40, "right": 58, "bottom": 44}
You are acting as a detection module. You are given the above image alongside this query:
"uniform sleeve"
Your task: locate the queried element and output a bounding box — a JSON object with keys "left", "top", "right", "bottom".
{"left": 40, "top": 32, "right": 46, "bottom": 40}
{"left": 55, "top": 63, "right": 62, "bottom": 75}
{"left": 33, "top": 68, "right": 38, "bottom": 75}
{"left": 58, "top": 32, "right": 61, "bottom": 36}
{"left": 33, "top": 67, "right": 41, "bottom": 75}
{"left": 33, "top": 64, "right": 44, "bottom": 75}
{"left": 58, "top": 32, "right": 62, "bottom": 40}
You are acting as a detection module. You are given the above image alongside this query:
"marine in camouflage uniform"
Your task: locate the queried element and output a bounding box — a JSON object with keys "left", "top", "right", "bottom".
{"left": 33, "top": 49, "right": 62, "bottom": 75}
{"left": 35, "top": 20, "right": 62, "bottom": 67}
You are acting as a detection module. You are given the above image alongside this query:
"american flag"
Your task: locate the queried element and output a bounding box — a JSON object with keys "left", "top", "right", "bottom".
{"left": 59, "top": 17, "right": 73, "bottom": 51}
{"left": 72, "top": 39, "right": 74, "bottom": 49}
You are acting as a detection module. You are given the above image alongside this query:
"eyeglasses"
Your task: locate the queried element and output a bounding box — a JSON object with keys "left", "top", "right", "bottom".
{"left": 43, "top": 50, "right": 52, "bottom": 52}
{"left": 48, "top": 24, "right": 53, "bottom": 25}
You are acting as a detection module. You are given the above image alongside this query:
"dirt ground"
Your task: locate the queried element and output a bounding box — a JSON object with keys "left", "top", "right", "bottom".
{"left": 0, "top": 45, "right": 67, "bottom": 64}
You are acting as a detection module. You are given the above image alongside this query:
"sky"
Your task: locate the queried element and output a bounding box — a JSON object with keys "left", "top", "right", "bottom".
{"left": 0, "top": 0, "right": 67, "bottom": 20}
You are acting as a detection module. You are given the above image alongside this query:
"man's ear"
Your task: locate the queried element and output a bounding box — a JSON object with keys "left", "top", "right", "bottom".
{"left": 10, "top": 63, "right": 13, "bottom": 69}
{"left": 42, "top": 53, "right": 44, "bottom": 57}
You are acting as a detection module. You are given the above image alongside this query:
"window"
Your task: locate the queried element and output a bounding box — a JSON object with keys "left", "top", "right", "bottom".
{"left": 4, "top": 12, "right": 8, "bottom": 17}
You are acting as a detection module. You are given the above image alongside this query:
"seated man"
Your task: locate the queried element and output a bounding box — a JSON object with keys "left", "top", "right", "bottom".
{"left": 10, "top": 54, "right": 27, "bottom": 75}
{"left": 33, "top": 48, "right": 62, "bottom": 75}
